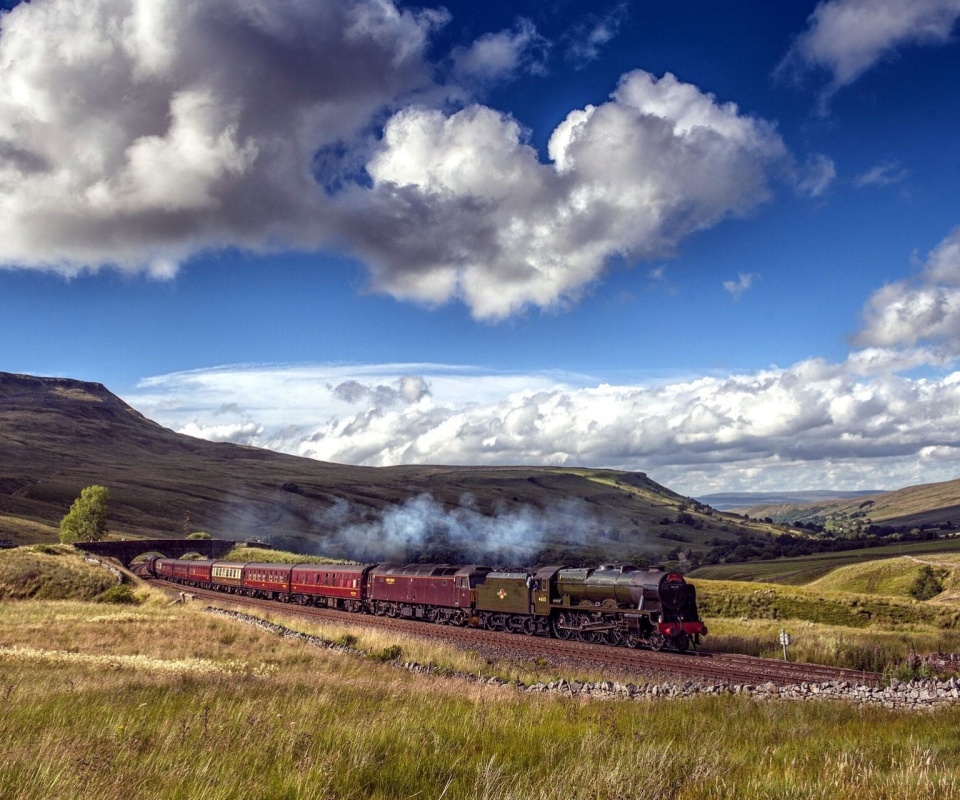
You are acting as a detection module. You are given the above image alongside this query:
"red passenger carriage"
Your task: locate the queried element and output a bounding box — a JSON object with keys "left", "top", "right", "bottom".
{"left": 291, "top": 564, "right": 372, "bottom": 611}
{"left": 241, "top": 563, "right": 292, "bottom": 600}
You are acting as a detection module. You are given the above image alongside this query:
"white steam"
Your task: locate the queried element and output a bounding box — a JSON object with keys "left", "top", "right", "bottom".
{"left": 313, "top": 493, "right": 599, "bottom": 565}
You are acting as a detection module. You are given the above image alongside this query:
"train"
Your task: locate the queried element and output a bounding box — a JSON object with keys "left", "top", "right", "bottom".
{"left": 146, "top": 557, "right": 707, "bottom": 652}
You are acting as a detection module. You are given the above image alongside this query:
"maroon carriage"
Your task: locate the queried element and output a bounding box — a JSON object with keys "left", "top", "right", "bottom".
{"left": 184, "top": 559, "right": 214, "bottom": 586}
{"left": 367, "top": 564, "right": 492, "bottom": 624}
{"left": 290, "top": 563, "right": 373, "bottom": 611}
{"left": 154, "top": 558, "right": 178, "bottom": 581}
{"left": 241, "top": 562, "right": 293, "bottom": 600}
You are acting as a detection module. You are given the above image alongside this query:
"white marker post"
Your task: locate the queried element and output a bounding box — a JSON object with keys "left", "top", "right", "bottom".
{"left": 779, "top": 629, "right": 791, "bottom": 661}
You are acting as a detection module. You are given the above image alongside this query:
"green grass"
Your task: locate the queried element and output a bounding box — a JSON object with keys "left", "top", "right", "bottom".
{"left": 696, "top": 577, "right": 960, "bottom": 630}
{"left": 689, "top": 538, "right": 960, "bottom": 584}
{"left": 222, "top": 545, "right": 351, "bottom": 564}
{"left": 2, "top": 599, "right": 960, "bottom": 799}
{"left": 0, "top": 545, "right": 122, "bottom": 601}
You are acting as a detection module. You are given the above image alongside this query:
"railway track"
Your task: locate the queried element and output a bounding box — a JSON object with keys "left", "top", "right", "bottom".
{"left": 153, "top": 579, "right": 883, "bottom": 688}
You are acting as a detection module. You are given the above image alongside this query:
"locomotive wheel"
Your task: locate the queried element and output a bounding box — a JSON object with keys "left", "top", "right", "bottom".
{"left": 522, "top": 618, "right": 536, "bottom": 636}
{"left": 649, "top": 632, "right": 666, "bottom": 651}
{"left": 606, "top": 630, "right": 624, "bottom": 647}
{"left": 577, "top": 631, "right": 598, "bottom": 644}
{"left": 673, "top": 631, "right": 690, "bottom": 653}
{"left": 624, "top": 632, "right": 641, "bottom": 649}
{"left": 552, "top": 614, "right": 573, "bottom": 640}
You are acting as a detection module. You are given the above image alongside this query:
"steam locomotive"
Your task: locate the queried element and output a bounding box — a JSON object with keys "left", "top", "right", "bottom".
{"left": 147, "top": 558, "right": 706, "bottom": 652}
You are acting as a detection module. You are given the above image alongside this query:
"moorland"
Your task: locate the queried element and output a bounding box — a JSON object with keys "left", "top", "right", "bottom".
{"left": 2, "top": 544, "right": 960, "bottom": 799}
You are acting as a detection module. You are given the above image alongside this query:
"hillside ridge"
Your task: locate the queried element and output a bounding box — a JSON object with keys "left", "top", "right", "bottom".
{"left": 0, "top": 371, "right": 768, "bottom": 562}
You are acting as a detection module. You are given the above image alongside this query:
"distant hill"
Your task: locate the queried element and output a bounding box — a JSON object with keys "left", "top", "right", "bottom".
{"left": 0, "top": 371, "right": 775, "bottom": 563}
{"left": 696, "top": 490, "right": 884, "bottom": 512}
{"left": 715, "top": 482, "right": 960, "bottom": 533}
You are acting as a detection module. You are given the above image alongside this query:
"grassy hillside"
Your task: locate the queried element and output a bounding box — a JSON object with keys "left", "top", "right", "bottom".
{"left": 0, "top": 371, "right": 789, "bottom": 563}
{"left": 689, "top": 538, "right": 960, "bottom": 584}
{"left": 743, "top": 476, "right": 960, "bottom": 532}
{"left": 0, "top": 545, "right": 128, "bottom": 601}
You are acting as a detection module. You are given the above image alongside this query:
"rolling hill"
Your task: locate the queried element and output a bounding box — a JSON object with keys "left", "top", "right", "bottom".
{"left": 734, "top": 480, "right": 960, "bottom": 532}
{"left": 0, "top": 371, "right": 771, "bottom": 563}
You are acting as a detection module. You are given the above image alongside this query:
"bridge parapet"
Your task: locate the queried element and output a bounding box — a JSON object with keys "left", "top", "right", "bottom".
{"left": 74, "top": 539, "right": 236, "bottom": 566}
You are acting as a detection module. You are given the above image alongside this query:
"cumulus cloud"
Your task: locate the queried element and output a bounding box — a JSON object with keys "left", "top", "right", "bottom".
{"left": 0, "top": 0, "right": 444, "bottom": 274}
{"left": 126, "top": 354, "right": 960, "bottom": 495}
{"left": 450, "top": 18, "right": 549, "bottom": 85}
{"left": 345, "top": 70, "right": 788, "bottom": 319}
{"left": 779, "top": 0, "right": 960, "bottom": 104}
{"left": 0, "top": 1, "right": 790, "bottom": 319}
{"left": 855, "top": 228, "right": 960, "bottom": 352}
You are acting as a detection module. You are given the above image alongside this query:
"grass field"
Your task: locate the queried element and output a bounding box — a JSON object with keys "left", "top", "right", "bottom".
{"left": 3, "top": 594, "right": 960, "bottom": 799}
{"left": 688, "top": 537, "right": 960, "bottom": 584}
{"left": 3, "top": 546, "right": 960, "bottom": 798}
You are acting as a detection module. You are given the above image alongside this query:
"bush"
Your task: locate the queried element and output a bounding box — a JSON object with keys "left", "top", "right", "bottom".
{"left": 370, "top": 644, "right": 403, "bottom": 662}
{"left": 909, "top": 566, "right": 946, "bottom": 601}
{"left": 97, "top": 585, "right": 142, "bottom": 605}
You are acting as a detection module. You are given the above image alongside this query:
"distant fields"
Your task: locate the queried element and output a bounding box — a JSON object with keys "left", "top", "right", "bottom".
{"left": 689, "top": 537, "right": 960, "bottom": 584}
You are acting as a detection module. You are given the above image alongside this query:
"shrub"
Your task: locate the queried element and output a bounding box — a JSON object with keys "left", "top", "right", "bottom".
{"left": 370, "top": 644, "right": 403, "bottom": 662}
{"left": 97, "top": 585, "right": 142, "bottom": 605}
{"left": 909, "top": 566, "right": 946, "bottom": 601}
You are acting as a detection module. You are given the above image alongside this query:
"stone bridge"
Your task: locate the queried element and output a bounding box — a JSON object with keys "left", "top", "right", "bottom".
{"left": 75, "top": 538, "right": 236, "bottom": 566}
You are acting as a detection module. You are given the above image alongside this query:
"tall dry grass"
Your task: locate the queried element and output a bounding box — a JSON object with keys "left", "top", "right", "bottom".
{"left": 2, "top": 598, "right": 960, "bottom": 799}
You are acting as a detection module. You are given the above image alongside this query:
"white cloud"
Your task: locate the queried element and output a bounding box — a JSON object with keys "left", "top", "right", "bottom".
{"left": 0, "top": 0, "right": 444, "bottom": 273}
{"left": 0, "top": 2, "right": 790, "bottom": 319}
{"left": 855, "top": 227, "right": 960, "bottom": 351}
{"left": 564, "top": 4, "right": 628, "bottom": 67}
{"left": 127, "top": 355, "right": 960, "bottom": 495}
{"left": 779, "top": 0, "right": 960, "bottom": 103}
{"left": 795, "top": 153, "right": 837, "bottom": 197}
{"left": 347, "top": 70, "right": 788, "bottom": 319}
{"left": 450, "top": 18, "right": 549, "bottom": 84}
{"left": 855, "top": 161, "right": 911, "bottom": 187}
{"left": 723, "top": 272, "right": 758, "bottom": 301}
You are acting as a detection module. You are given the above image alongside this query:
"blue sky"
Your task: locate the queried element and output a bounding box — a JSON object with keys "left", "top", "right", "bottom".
{"left": 2, "top": 0, "right": 960, "bottom": 495}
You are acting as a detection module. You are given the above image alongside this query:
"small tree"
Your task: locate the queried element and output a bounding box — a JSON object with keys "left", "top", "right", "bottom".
{"left": 60, "top": 485, "right": 110, "bottom": 544}
{"left": 186, "top": 531, "right": 211, "bottom": 540}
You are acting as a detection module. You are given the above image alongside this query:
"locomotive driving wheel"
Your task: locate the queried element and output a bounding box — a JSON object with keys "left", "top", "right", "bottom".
{"left": 606, "top": 629, "right": 624, "bottom": 647}
{"left": 552, "top": 613, "right": 573, "bottom": 640}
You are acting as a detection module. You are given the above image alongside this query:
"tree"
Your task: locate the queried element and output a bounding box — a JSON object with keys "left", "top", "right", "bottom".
{"left": 59, "top": 485, "right": 110, "bottom": 544}
{"left": 186, "top": 531, "right": 211, "bottom": 540}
